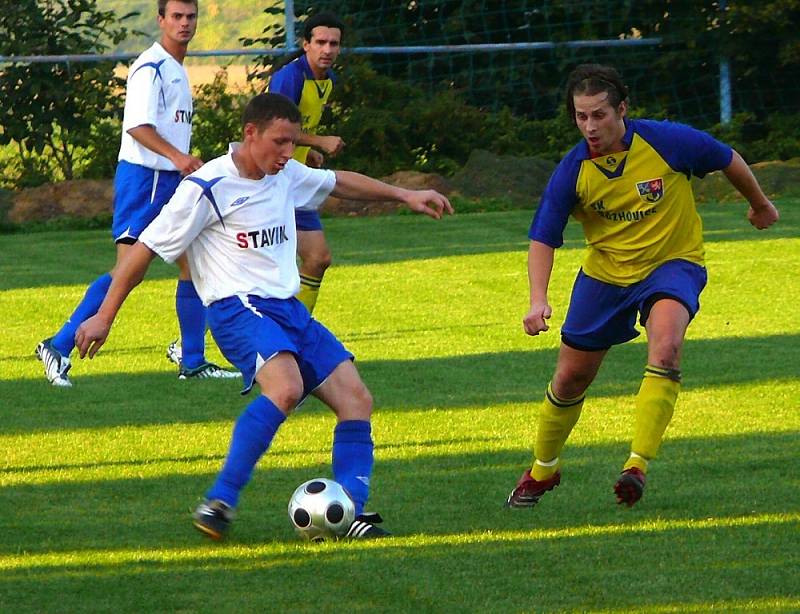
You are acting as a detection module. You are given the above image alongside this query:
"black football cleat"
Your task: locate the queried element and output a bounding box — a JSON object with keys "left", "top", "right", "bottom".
{"left": 193, "top": 499, "right": 235, "bottom": 540}
{"left": 345, "top": 512, "right": 391, "bottom": 539}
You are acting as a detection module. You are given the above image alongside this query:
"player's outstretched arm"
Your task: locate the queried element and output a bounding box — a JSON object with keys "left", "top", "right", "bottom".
{"left": 75, "top": 242, "right": 157, "bottom": 359}
{"left": 722, "top": 150, "right": 779, "bottom": 230}
{"left": 523, "top": 241, "right": 555, "bottom": 336}
{"left": 331, "top": 170, "right": 454, "bottom": 219}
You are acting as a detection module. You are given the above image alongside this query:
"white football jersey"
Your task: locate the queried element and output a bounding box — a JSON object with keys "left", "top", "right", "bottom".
{"left": 140, "top": 146, "right": 336, "bottom": 305}
{"left": 118, "top": 42, "right": 193, "bottom": 171}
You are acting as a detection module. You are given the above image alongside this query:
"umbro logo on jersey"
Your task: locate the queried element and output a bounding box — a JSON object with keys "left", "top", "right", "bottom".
{"left": 636, "top": 177, "right": 664, "bottom": 203}
{"left": 171, "top": 78, "right": 182, "bottom": 84}
{"left": 230, "top": 196, "right": 249, "bottom": 207}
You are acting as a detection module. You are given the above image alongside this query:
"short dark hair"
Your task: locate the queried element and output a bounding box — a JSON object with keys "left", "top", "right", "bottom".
{"left": 565, "top": 64, "right": 629, "bottom": 123}
{"left": 242, "top": 93, "right": 302, "bottom": 131}
{"left": 158, "top": 0, "right": 198, "bottom": 18}
{"left": 302, "top": 12, "right": 345, "bottom": 41}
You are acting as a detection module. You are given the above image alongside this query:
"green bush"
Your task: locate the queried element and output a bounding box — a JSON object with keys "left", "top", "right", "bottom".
{"left": 79, "top": 117, "right": 123, "bottom": 180}
{"left": 5, "top": 54, "right": 800, "bottom": 194}
{"left": 191, "top": 68, "right": 256, "bottom": 162}
{"left": 708, "top": 112, "right": 800, "bottom": 163}
{"left": 326, "top": 57, "right": 575, "bottom": 176}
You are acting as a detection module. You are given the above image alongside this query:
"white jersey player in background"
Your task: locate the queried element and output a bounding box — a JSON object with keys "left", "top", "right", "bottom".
{"left": 74, "top": 92, "right": 454, "bottom": 540}
{"left": 35, "top": 0, "right": 237, "bottom": 386}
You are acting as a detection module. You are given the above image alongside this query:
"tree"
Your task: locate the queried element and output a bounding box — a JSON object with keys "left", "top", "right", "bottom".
{"left": 0, "top": 0, "right": 133, "bottom": 185}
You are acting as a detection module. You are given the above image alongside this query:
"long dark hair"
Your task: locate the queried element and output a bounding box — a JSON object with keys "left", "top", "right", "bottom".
{"left": 565, "top": 64, "right": 629, "bottom": 124}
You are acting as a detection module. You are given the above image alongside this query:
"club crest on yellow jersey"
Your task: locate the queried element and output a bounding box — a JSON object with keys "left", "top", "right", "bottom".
{"left": 636, "top": 177, "right": 664, "bottom": 203}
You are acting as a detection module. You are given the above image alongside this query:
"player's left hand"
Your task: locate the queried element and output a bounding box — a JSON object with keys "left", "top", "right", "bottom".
{"left": 306, "top": 149, "right": 325, "bottom": 168}
{"left": 404, "top": 189, "right": 454, "bottom": 220}
{"left": 318, "top": 135, "right": 345, "bottom": 156}
{"left": 748, "top": 201, "right": 779, "bottom": 229}
{"left": 75, "top": 315, "right": 112, "bottom": 359}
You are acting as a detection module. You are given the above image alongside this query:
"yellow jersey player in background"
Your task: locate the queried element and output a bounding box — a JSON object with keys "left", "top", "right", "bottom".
{"left": 506, "top": 63, "right": 779, "bottom": 509}
{"left": 268, "top": 12, "right": 346, "bottom": 314}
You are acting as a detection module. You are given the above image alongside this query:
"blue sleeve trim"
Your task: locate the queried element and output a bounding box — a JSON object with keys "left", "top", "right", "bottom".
{"left": 186, "top": 176, "right": 226, "bottom": 228}
{"left": 268, "top": 61, "right": 305, "bottom": 104}
{"left": 630, "top": 119, "right": 733, "bottom": 178}
{"left": 528, "top": 143, "right": 586, "bottom": 248}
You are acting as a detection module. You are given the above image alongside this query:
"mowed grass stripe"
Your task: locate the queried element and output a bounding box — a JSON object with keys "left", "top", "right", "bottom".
{"left": 1, "top": 511, "right": 796, "bottom": 571}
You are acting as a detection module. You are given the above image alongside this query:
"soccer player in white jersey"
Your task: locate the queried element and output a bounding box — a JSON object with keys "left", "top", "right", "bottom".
{"left": 74, "top": 93, "right": 454, "bottom": 539}
{"left": 35, "top": 0, "right": 237, "bottom": 386}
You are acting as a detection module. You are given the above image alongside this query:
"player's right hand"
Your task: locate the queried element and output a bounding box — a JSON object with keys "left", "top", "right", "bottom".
{"left": 318, "top": 135, "right": 345, "bottom": 156}
{"left": 75, "top": 315, "right": 112, "bottom": 359}
{"left": 175, "top": 153, "right": 204, "bottom": 175}
{"left": 523, "top": 302, "right": 552, "bottom": 336}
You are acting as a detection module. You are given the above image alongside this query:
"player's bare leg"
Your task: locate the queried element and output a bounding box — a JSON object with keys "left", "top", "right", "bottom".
{"left": 507, "top": 345, "right": 607, "bottom": 507}
{"left": 314, "top": 361, "right": 389, "bottom": 538}
{"left": 617, "top": 298, "right": 690, "bottom": 506}
{"left": 193, "top": 353, "right": 301, "bottom": 539}
{"left": 296, "top": 229, "right": 332, "bottom": 314}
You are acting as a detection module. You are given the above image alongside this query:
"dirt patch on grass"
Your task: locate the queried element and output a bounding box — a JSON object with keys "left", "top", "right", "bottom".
{"left": 692, "top": 157, "right": 800, "bottom": 203}
{"left": 9, "top": 180, "right": 115, "bottom": 224}
{"left": 8, "top": 156, "right": 798, "bottom": 225}
{"left": 449, "top": 149, "right": 556, "bottom": 206}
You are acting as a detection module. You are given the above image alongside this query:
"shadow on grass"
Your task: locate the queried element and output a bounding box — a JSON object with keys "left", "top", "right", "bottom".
{"left": 1, "top": 333, "right": 797, "bottom": 435}
{"left": 2, "top": 203, "right": 796, "bottom": 290}
{"left": 0, "top": 432, "right": 797, "bottom": 612}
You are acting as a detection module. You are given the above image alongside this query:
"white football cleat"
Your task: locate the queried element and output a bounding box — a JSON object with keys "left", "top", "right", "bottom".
{"left": 35, "top": 338, "right": 73, "bottom": 387}
{"left": 166, "top": 338, "right": 182, "bottom": 366}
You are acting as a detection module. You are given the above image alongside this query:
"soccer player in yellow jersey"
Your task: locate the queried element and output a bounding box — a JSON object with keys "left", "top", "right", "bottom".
{"left": 506, "top": 64, "right": 779, "bottom": 509}
{"left": 269, "top": 13, "right": 346, "bottom": 314}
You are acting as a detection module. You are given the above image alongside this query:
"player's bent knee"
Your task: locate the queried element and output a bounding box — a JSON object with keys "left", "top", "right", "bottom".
{"left": 648, "top": 339, "right": 684, "bottom": 370}
{"left": 350, "top": 384, "right": 373, "bottom": 418}
{"left": 254, "top": 354, "right": 304, "bottom": 412}
{"left": 302, "top": 252, "right": 332, "bottom": 277}
{"left": 649, "top": 352, "right": 681, "bottom": 371}
{"left": 552, "top": 369, "right": 594, "bottom": 398}
{"left": 261, "top": 383, "right": 303, "bottom": 414}
{"left": 337, "top": 382, "right": 373, "bottom": 421}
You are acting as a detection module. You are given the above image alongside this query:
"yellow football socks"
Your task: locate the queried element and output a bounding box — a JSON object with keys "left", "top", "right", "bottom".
{"left": 624, "top": 365, "right": 681, "bottom": 474}
{"left": 531, "top": 383, "right": 585, "bottom": 480}
{"left": 297, "top": 274, "right": 323, "bottom": 314}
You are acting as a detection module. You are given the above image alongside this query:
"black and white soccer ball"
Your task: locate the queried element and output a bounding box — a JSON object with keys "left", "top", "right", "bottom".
{"left": 288, "top": 478, "right": 355, "bottom": 541}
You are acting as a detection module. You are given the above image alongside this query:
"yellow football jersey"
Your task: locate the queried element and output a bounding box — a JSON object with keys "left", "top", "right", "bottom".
{"left": 530, "top": 119, "right": 733, "bottom": 286}
{"left": 268, "top": 54, "right": 335, "bottom": 165}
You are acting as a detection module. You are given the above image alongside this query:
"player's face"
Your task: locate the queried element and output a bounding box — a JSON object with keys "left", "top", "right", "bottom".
{"left": 573, "top": 92, "right": 627, "bottom": 156}
{"left": 246, "top": 118, "right": 300, "bottom": 176}
{"left": 303, "top": 26, "right": 342, "bottom": 77}
{"left": 158, "top": 1, "right": 198, "bottom": 47}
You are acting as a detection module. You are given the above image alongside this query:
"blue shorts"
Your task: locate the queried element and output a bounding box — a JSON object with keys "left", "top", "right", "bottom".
{"left": 112, "top": 160, "right": 182, "bottom": 243}
{"left": 207, "top": 294, "right": 353, "bottom": 396}
{"left": 561, "top": 259, "right": 708, "bottom": 351}
{"left": 295, "top": 209, "right": 324, "bottom": 232}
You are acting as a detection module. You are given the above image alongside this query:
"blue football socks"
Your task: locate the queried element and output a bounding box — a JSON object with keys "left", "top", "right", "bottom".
{"left": 332, "top": 420, "right": 374, "bottom": 516}
{"left": 51, "top": 273, "right": 112, "bottom": 356}
{"left": 206, "top": 395, "right": 287, "bottom": 508}
{"left": 176, "top": 279, "right": 206, "bottom": 369}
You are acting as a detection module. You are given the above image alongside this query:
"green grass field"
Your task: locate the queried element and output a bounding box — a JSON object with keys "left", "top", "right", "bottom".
{"left": 1, "top": 203, "right": 798, "bottom": 613}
